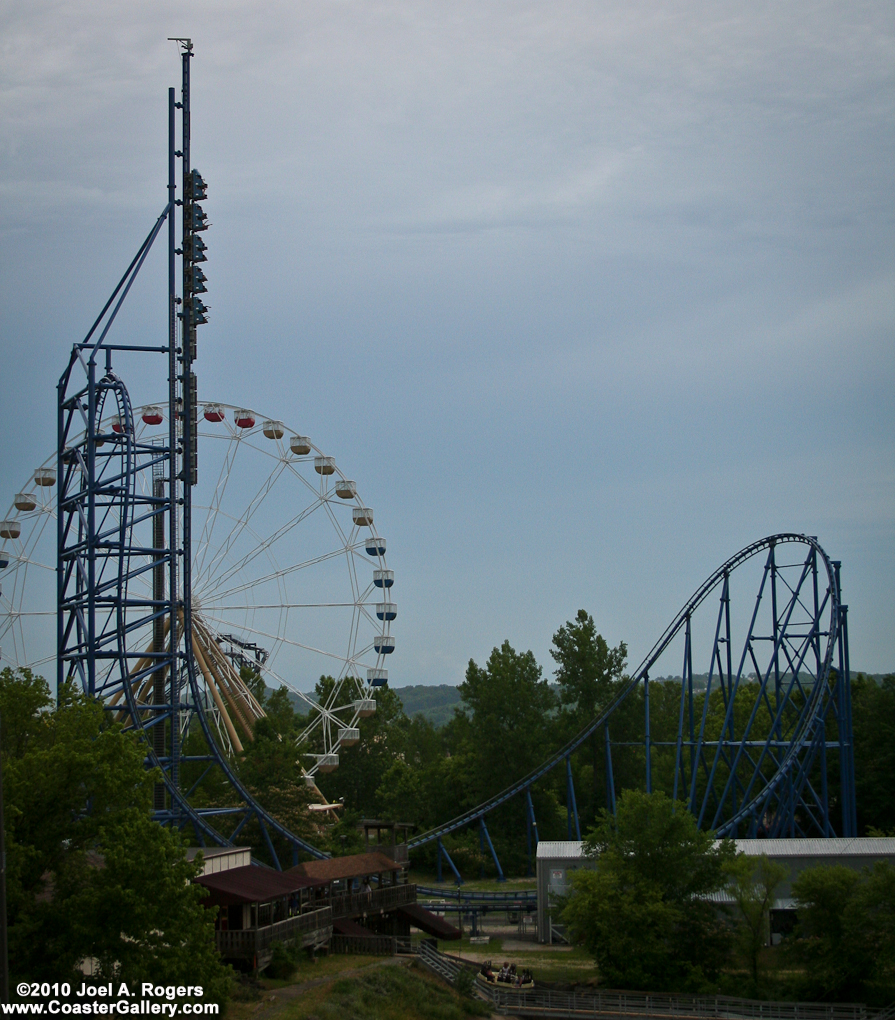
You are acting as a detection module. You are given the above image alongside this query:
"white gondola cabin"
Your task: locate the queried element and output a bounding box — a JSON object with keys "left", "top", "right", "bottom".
{"left": 234, "top": 409, "right": 255, "bottom": 429}
{"left": 373, "top": 569, "right": 394, "bottom": 588}
{"left": 352, "top": 507, "right": 373, "bottom": 527}
{"left": 14, "top": 493, "right": 36, "bottom": 512}
{"left": 376, "top": 603, "right": 397, "bottom": 621}
{"left": 365, "top": 536, "right": 386, "bottom": 556}
{"left": 142, "top": 406, "right": 163, "bottom": 425}
{"left": 262, "top": 420, "right": 284, "bottom": 440}
{"left": 367, "top": 669, "right": 388, "bottom": 687}
{"left": 335, "top": 480, "right": 356, "bottom": 499}
{"left": 34, "top": 468, "right": 55, "bottom": 486}
{"left": 290, "top": 435, "right": 311, "bottom": 455}
{"left": 314, "top": 456, "right": 336, "bottom": 475}
{"left": 354, "top": 698, "right": 377, "bottom": 718}
{"left": 374, "top": 635, "right": 395, "bottom": 654}
{"left": 316, "top": 754, "right": 339, "bottom": 774}
{"left": 338, "top": 727, "right": 360, "bottom": 747}
{"left": 204, "top": 404, "right": 225, "bottom": 423}
{"left": 0, "top": 521, "right": 21, "bottom": 540}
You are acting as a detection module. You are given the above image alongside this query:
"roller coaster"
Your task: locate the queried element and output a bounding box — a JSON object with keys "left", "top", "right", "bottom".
{"left": 0, "top": 47, "right": 855, "bottom": 871}
{"left": 411, "top": 532, "right": 855, "bottom": 881}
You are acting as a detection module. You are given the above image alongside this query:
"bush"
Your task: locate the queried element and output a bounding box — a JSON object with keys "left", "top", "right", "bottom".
{"left": 265, "top": 940, "right": 299, "bottom": 979}
{"left": 453, "top": 966, "right": 476, "bottom": 998}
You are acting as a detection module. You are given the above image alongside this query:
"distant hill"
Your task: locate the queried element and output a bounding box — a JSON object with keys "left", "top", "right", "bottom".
{"left": 272, "top": 671, "right": 891, "bottom": 728}
{"left": 272, "top": 682, "right": 464, "bottom": 727}
{"left": 392, "top": 684, "right": 463, "bottom": 727}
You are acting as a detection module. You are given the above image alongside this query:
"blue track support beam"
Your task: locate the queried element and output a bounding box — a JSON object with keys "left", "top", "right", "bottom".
{"left": 566, "top": 757, "right": 581, "bottom": 840}
{"left": 479, "top": 817, "right": 505, "bottom": 882}
{"left": 836, "top": 601, "right": 856, "bottom": 836}
{"left": 820, "top": 735, "right": 830, "bottom": 836}
{"left": 525, "top": 788, "right": 539, "bottom": 847}
{"left": 259, "top": 816, "right": 281, "bottom": 871}
{"left": 604, "top": 727, "right": 616, "bottom": 815}
{"left": 672, "top": 613, "right": 691, "bottom": 803}
{"left": 525, "top": 789, "right": 533, "bottom": 877}
{"left": 229, "top": 810, "right": 252, "bottom": 842}
{"left": 478, "top": 820, "right": 486, "bottom": 879}
{"left": 644, "top": 673, "right": 652, "bottom": 794}
{"left": 437, "top": 837, "right": 463, "bottom": 886}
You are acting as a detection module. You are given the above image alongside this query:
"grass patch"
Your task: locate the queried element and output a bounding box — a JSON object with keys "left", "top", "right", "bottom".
{"left": 264, "top": 953, "right": 382, "bottom": 986}
{"left": 442, "top": 944, "right": 598, "bottom": 985}
{"left": 412, "top": 871, "right": 536, "bottom": 893}
{"left": 276, "top": 962, "right": 490, "bottom": 1020}
{"left": 435, "top": 935, "right": 503, "bottom": 955}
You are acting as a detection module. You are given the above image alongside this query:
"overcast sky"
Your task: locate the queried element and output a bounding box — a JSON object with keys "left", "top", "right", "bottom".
{"left": 1, "top": 1, "right": 893, "bottom": 687}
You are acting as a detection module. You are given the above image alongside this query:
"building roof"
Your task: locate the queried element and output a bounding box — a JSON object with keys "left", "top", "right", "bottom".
{"left": 536, "top": 837, "right": 895, "bottom": 862}
{"left": 185, "top": 847, "right": 248, "bottom": 861}
{"left": 185, "top": 847, "right": 252, "bottom": 876}
{"left": 195, "top": 864, "right": 325, "bottom": 906}
{"left": 536, "top": 841, "right": 588, "bottom": 861}
{"left": 731, "top": 838, "right": 895, "bottom": 857}
{"left": 291, "top": 851, "right": 403, "bottom": 883}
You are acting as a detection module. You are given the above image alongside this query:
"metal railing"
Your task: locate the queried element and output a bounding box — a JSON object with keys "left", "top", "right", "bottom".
{"left": 418, "top": 941, "right": 461, "bottom": 985}
{"left": 215, "top": 907, "right": 332, "bottom": 958}
{"left": 489, "top": 987, "right": 873, "bottom": 1019}
{"left": 417, "top": 885, "right": 538, "bottom": 904}
{"left": 329, "top": 882, "right": 417, "bottom": 918}
{"left": 418, "top": 944, "right": 887, "bottom": 1020}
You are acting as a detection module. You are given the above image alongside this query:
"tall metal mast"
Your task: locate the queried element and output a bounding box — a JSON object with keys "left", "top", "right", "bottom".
{"left": 169, "top": 36, "right": 209, "bottom": 817}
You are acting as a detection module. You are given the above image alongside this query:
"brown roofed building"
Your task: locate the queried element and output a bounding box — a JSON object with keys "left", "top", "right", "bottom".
{"left": 291, "top": 851, "right": 404, "bottom": 885}
{"left": 196, "top": 865, "right": 331, "bottom": 969}
{"left": 289, "top": 851, "right": 459, "bottom": 942}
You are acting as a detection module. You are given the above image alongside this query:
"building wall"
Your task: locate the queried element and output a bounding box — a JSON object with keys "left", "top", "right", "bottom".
{"left": 535, "top": 837, "right": 895, "bottom": 944}
{"left": 536, "top": 842, "right": 591, "bottom": 944}
{"left": 186, "top": 847, "right": 252, "bottom": 876}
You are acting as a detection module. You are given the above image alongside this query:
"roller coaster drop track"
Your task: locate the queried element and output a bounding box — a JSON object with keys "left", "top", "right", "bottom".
{"left": 410, "top": 533, "right": 856, "bottom": 882}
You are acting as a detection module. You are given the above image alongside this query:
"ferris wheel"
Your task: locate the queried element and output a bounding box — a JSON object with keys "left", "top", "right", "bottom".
{"left": 0, "top": 400, "right": 396, "bottom": 781}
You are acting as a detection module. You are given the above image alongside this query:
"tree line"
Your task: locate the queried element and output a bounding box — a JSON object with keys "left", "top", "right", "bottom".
{"left": 1, "top": 608, "right": 891, "bottom": 990}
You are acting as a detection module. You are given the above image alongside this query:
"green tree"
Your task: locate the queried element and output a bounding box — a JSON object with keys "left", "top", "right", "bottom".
{"left": 314, "top": 679, "right": 409, "bottom": 814}
{"left": 852, "top": 674, "right": 895, "bottom": 834}
{"left": 789, "top": 862, "right": 895, "bottom": 1003}
{"left": 550, "top": 612, "right": 628, "bottom": 825}
{"left": 562, "top": 789, "right": 735, "bottom": 992}
{"left": 0, "top": 667, "right": 232, "bottom": 998}
{"left": 723, "top": 854, "right": 787, "bottom": 992}
{"left": 551, "top": 611, "right": 627, "bottom": 726}
{"left": 459, "top": 640, "right": 557, "bottom": 797}
{"left": 238, "top": 711, "right": 315, "bottom": 860}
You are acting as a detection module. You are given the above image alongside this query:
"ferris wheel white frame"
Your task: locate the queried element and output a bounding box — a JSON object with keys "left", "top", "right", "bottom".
{"left": 0, "top": 399, "right": 396, "bottom": 780}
